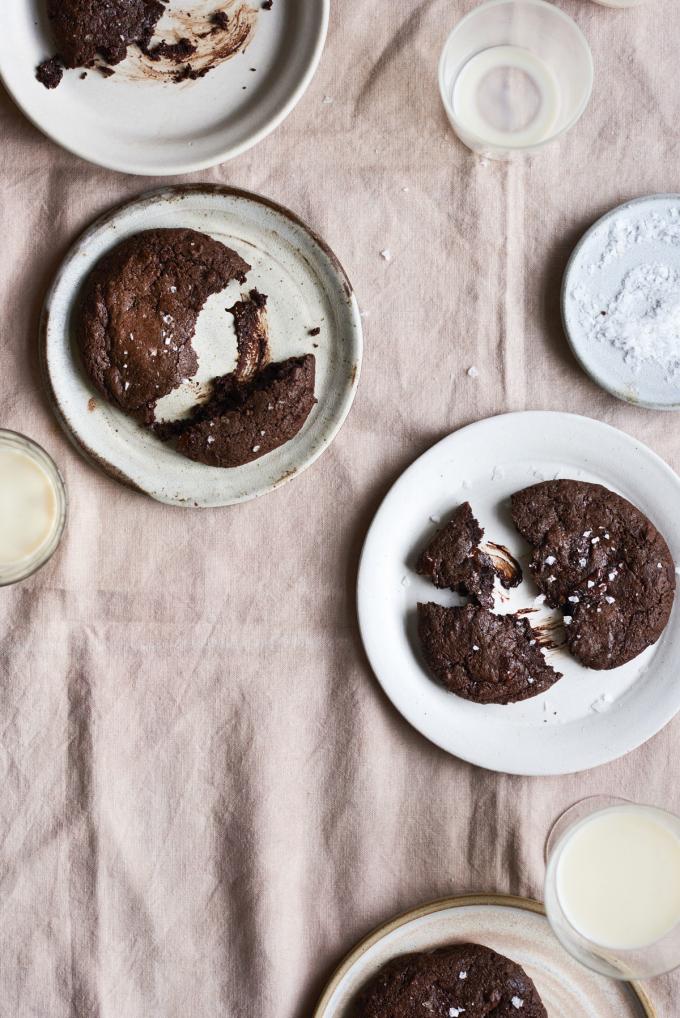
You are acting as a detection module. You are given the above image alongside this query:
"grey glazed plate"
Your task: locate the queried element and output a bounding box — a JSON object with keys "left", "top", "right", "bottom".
{"left": 562, "top": 194, "right": 680, "bottom": 411}
{"left": 0, "top": 0, "right": 329, "bottom": 175}
{"left": 313, "top": 895, "right": 654, "bottom": 1018}
{"left": 42, "top": 185, "right": 362, "bottom": 507}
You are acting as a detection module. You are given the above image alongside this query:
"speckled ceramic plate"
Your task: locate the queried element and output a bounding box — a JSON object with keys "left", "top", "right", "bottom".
{"left": 314, "top": 895, "right": 655, "bottom": 1018}
{"left": 0, "top": 0, "right": 328, "bottom": 175}
{"left": 357, "top": 412, "right": 680, "bottom": 775}
{"left": 562, "top": 194, "right": 680, "bottom": 411}
{"left": 42, "top": 185, "right": 362, "bottom": 507}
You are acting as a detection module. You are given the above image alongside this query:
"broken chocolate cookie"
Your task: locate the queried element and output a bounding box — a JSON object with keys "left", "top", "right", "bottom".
{"left": 511, "top": 480, "right": 675, "bottom": 670}
{"left": 77, "top": 228, "right": 249, "bottom": 417}
{"left": 417, "top": 602, "right": 561, "bottom": 704}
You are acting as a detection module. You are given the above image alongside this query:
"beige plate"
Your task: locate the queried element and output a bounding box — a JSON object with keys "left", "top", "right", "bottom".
{"left": 313, "top": 895, "right": 655, "bottom": 1018}
{"left": 41, "top": 185, "right": 362, "bottom": 507}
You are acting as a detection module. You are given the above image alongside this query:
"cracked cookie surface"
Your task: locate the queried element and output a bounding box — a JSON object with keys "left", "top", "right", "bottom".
{"left": 417, "top": 502, "right": 498, "bottom": 608}
{"left": 163, "top": 353, "right": 316, "bottom": 468}
{"left": 511, "top": 480, "right": 675, "bottom": 670}
{"left": 353, "top": 943, "right": 547, "bottom": 1018}
{"left": 46, "top": 0, "right": 165, "bottom": 70}
{"left": 77, "top": 228, "right": 250, "bottom": 416}
{"left": 417, "top": 602, "right": 561, "bottom": 704}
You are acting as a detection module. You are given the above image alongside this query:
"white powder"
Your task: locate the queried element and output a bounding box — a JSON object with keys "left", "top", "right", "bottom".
{"left": 573, "top": 262, "right": 680, "bottom": 380}
{"left": 467, "top": 365, "right": 479, "bottom": 378}
{"left": 595, "top": 207, "right": 680, "bottom": 270}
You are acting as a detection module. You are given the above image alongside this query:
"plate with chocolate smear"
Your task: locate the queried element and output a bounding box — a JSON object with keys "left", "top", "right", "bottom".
{"left": 42, "top": 185, "right": 362, "bottom": 506}
{"left": 357, "top": 412, "right": 680, "bottom": 775}
{"left": 0, "top": 0, "right": 328, "bottom": 174}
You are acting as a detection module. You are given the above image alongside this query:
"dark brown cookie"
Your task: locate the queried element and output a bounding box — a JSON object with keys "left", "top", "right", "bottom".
{"left": 417, "top": 602, "right": 561, "bottom": 704}
{"left": 46, "top": 0, "right": 165, "bottom": 70}
{"left": 77, "top": 229, "right": 250, "bottom": 416}
{"left": 168, "top": 354, "right": 316, "bottom": 468}
{"left": 354, "top": 944, "right": 547, "bottom": 1018}
{"left": 511, "top": 480, "right": 675, "bottom": 669}
{"left": 417, "top": 502, "right": 521, "bottom": 608}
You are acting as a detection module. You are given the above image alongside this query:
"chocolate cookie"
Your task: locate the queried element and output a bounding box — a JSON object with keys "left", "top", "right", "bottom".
{"left": 77, "top": 229, "right": 250, "bottom": 416}
{"left": 417, "top": 502, "right": 521, "bottom": 608}
{"left": 354, "top": 944, "right": 547, "bottom": 1018}
{"left": 46, "top": 0, "right": 165, "bottom": 70}
{"left": 511, "top": 480, "right": 675, "bottom": 669}
{"left": 417, "top": 602, "right": 561, "bottom": 704}
{"left": 165, "top": 354, "right": 316, "bottom": 467}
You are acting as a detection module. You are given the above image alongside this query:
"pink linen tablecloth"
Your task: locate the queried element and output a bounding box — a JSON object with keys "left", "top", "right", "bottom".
{"left": 1, "top": 1, "right": 679, "bottom": 1015}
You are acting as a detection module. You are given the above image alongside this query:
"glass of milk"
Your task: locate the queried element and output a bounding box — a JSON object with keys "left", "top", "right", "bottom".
{"left": 545, "top": 797, "right": 680, "bottom": 979}
{"left": 0, "top": 430, "right": 67, "bottom": 586}
{"left": 439, "top": 0, "right": 593, "bottom": 159}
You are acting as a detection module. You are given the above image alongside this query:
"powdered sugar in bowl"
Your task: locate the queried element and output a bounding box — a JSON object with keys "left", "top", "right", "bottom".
{"left": 562, "top": 194, "right": 680, "bottom": 410}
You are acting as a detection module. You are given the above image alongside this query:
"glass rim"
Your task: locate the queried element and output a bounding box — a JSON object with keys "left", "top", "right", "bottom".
{"left": 438, "top": 0, "right": 595, "bottom": 154}
{"left": 0, "top": 428, "right": 68, "bottom": 586}
{"left": 548, "top": 800, "right": 680, "bottom": 863}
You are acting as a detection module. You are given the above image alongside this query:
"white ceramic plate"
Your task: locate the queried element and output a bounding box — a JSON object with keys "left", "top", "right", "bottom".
{"left": 313, "top": 895, "right": 654, "bottom": 1018}
{"left": 42, "top": 185, "right": 362, "bottom": 507}
{"left": 357, "top": 412, "right": 680, "bottom": 776}
{"left": 562, "top": 194, "right": 680, "bottom": 410}
{"left": 0, "top": 0, "right": 328, "bottom": 175}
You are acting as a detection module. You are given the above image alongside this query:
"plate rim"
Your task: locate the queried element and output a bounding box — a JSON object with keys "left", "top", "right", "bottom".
{"left": 357, "top": 410, "right": 680, "bottom": 775}
{"left": 312, "top": 893, "right": 656, "bottom": 1018}
{"left": 40, "top": 182, "right": 362, "bottom": 506}
{"left": 561, "top": 192, "right": 680, "bottom": 412}
{"left": 0, "top": 0, "right": 330, "bottom": 176}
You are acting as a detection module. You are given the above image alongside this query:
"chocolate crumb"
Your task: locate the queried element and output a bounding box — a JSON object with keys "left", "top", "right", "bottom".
{"left": 36, "top": 56, "right": 64, "bottom": 89}
{"left": 262, "top": 0, "right": 273, "bottom": 8}
{"left": 173, "top": 63, "right": 210, "bottom": 83}
{"left": 99, "top": 66, "right": 115, "bottom": 78}
{"left": 143, "top": 37, "right": 197, "bottom": 63}
{"left": 308, "top": 327, "right": 321, "bottom": 337}
{"left": 211, "top": 11, "right": 230, "bottom": 31}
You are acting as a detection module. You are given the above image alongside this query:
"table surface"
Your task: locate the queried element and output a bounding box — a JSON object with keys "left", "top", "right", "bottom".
{"left": 0, "top": 1, "right": 677, "bottom": 1015}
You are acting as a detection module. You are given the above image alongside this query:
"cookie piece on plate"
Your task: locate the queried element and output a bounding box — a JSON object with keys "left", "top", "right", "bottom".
{"left": 77, "top": 228, "right": 250, "bottom": 417}
{"left": 417, "top": 502, "right": 497, "bottom": 608}
{"left": 165, "top": 354, "right": 316, "bottom": 468}
{"left": 354, "top": 943, "right": 547, "bottom": 1018}
{"left": 511, "top": 480, "right": 675, "bottom": 669}
{"left": 46, "top": 0, "right": 165, "bottom": 70}
{"left": 417, "top": 602, "right": 561, "bottom": 704}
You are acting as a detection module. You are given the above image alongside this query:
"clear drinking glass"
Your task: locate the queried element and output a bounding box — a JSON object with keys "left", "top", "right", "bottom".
{"left": 0, "top": 429, "right": 67, "bottom": 586}
{"left": 439, "top": 0, "right": 594, "bottom": 159}
{"left": 545, "top": 796, "right": 680, "bottom": 980}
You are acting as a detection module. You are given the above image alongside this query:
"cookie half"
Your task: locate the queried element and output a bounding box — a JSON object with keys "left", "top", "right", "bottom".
{"left": 417, "top": 602, "right": 561, "bottom": 704}
{"left": 77, "top": 228, "right": 250, "bottom": 416}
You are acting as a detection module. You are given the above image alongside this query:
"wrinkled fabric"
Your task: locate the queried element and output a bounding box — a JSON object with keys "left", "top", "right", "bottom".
{"left": 0, "top": 1, "right": 678, "bottom": 1015}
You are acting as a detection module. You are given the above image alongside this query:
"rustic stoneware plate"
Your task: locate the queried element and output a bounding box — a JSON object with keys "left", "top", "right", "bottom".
{"left": 562, "top": 194, "right": 680, "bottom": 411}
{"left": 0, "top": 0, "right": 329, "bottom": 175}
{"left": 42, "top": 185, "right": 362, "bottom": 507}
{"left": 357, "top": 412, "right": 680, "bottom": 775}
{"left": 313, "top": 895, "right": 655, "bottom": 1018}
